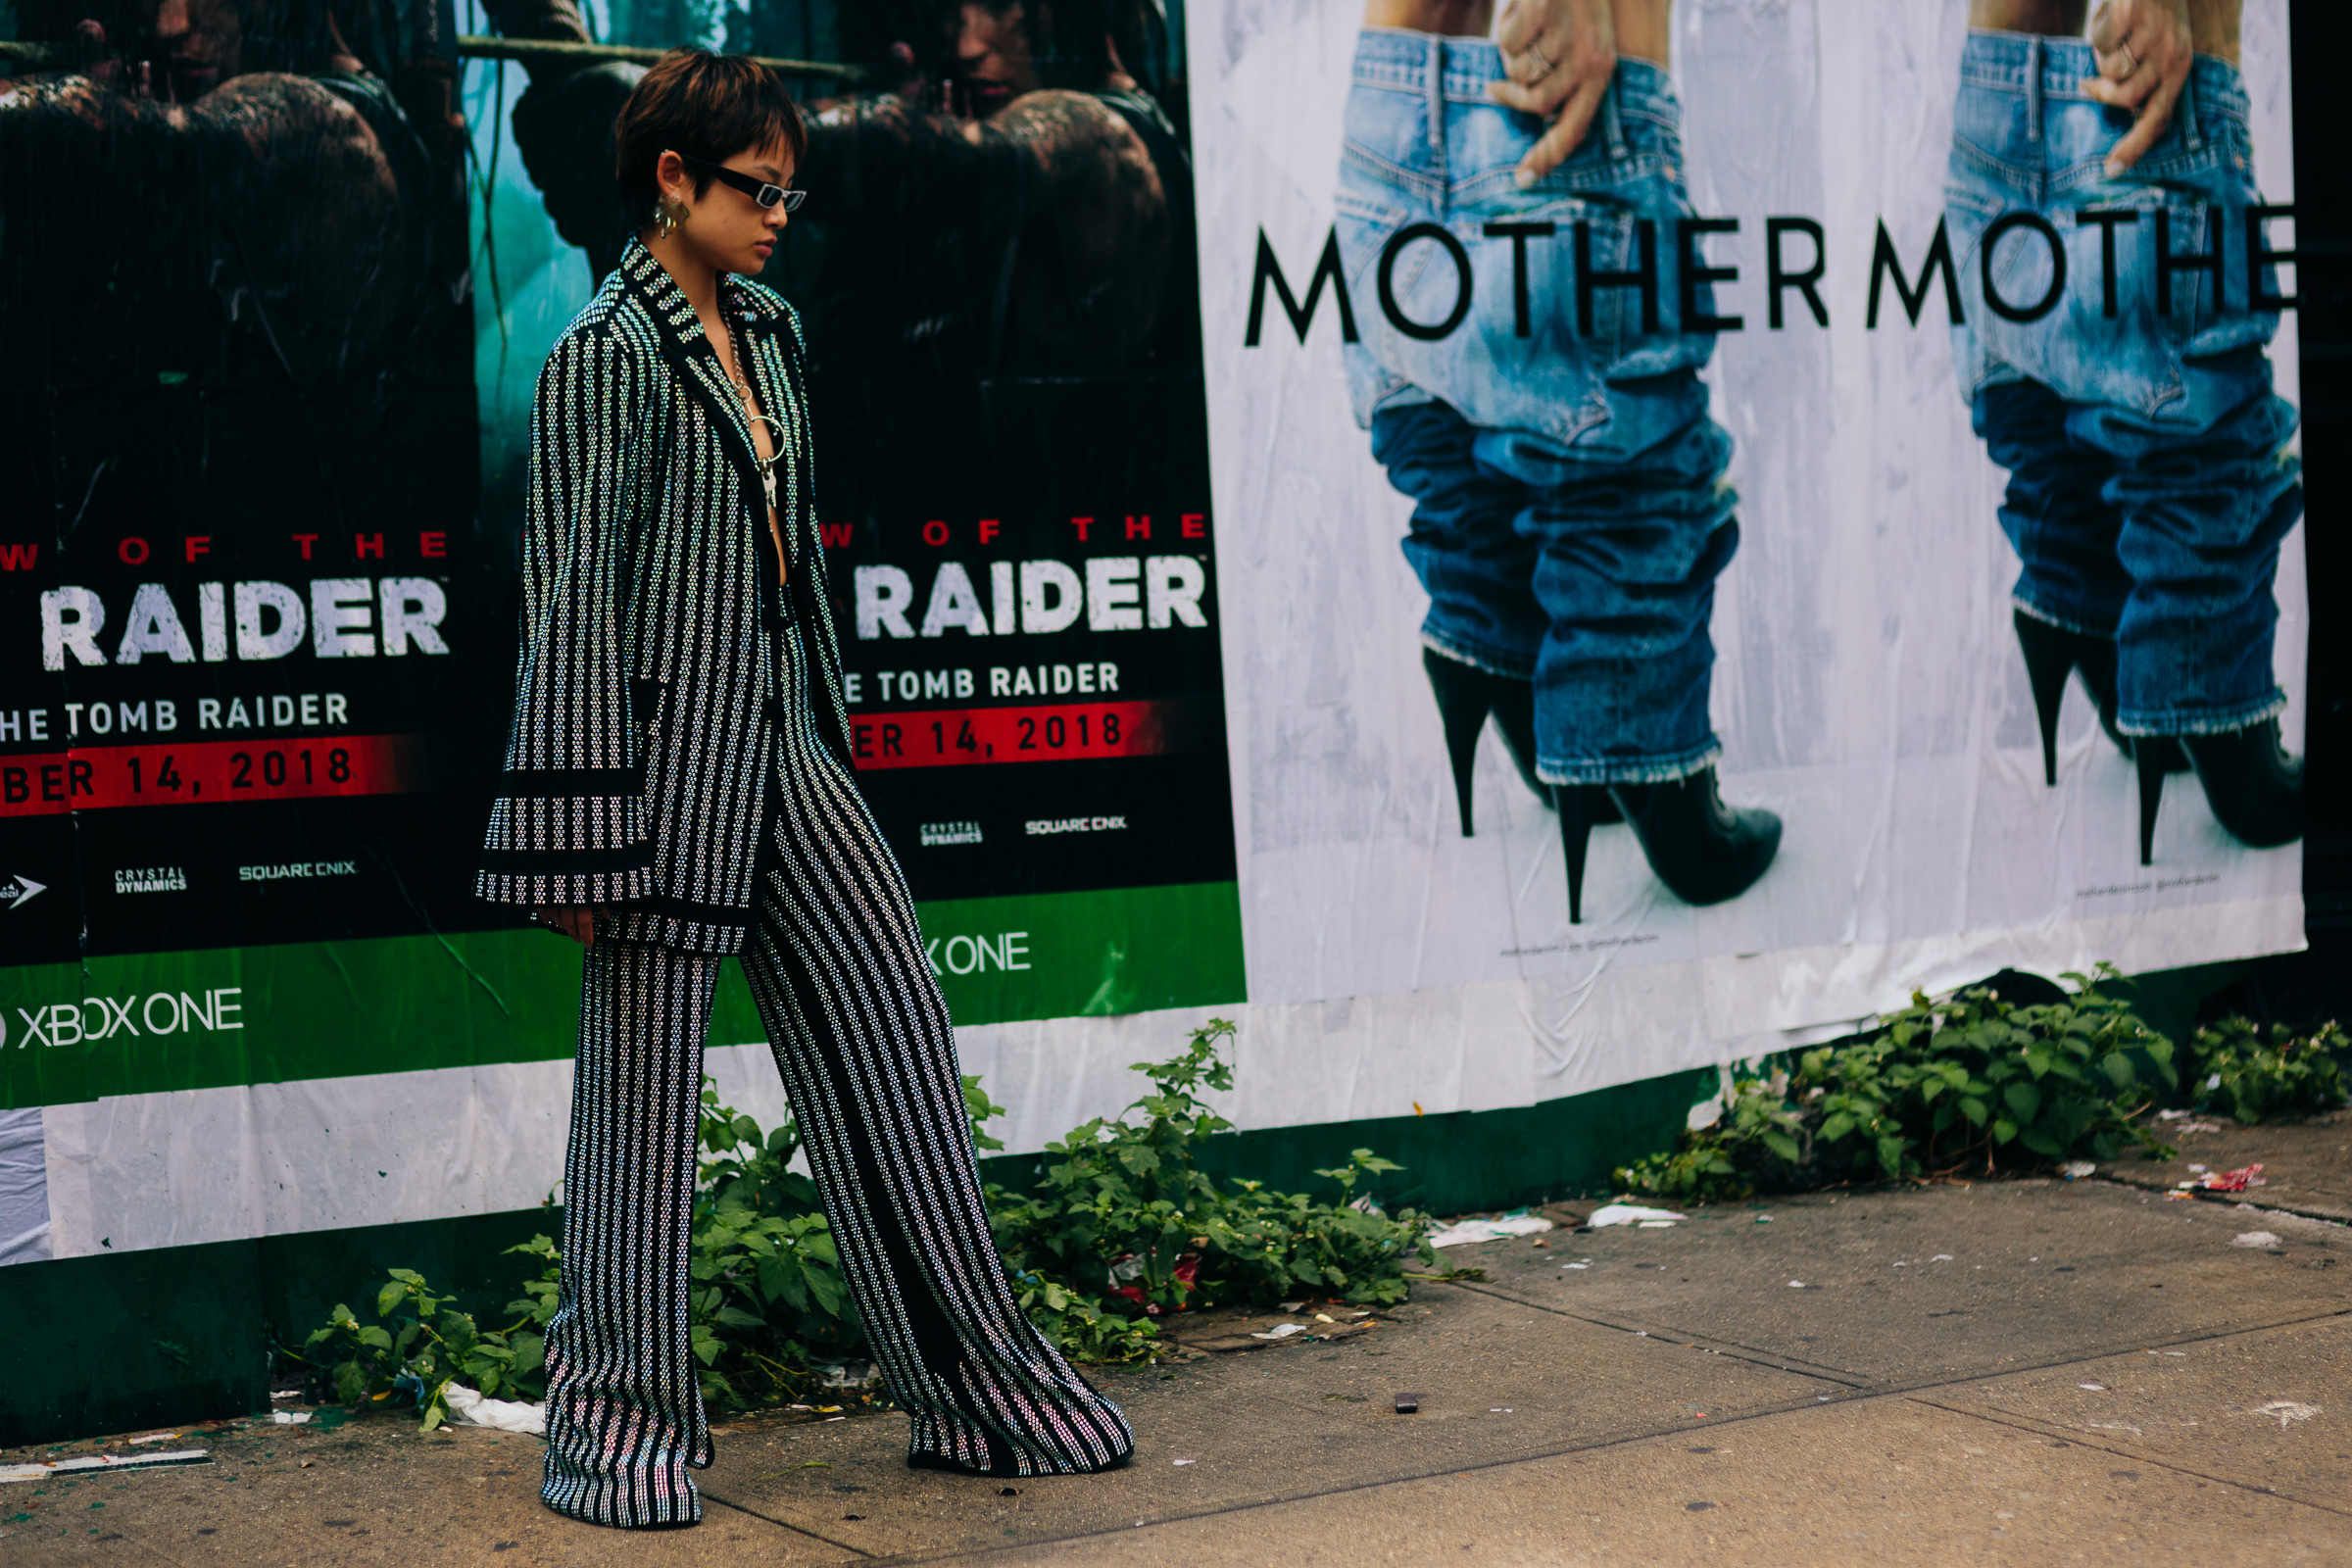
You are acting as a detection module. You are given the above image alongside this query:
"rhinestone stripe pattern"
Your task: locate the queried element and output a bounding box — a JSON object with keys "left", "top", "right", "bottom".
{"left": 541, "top": 622, "right": 1135, "bottom": 1528}
{"left": 477, "top": 236, "right": 854, "bottom": 954}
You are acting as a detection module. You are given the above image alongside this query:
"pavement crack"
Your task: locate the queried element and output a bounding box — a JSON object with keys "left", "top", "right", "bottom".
{"left": 1442, "top": 1278, "right": 1871, "bottom": 1387}
{"left": 1908, "top": 1396, "right": 2352, "bottom": 1519}
{"left": 700, "top": 1491, "right": 881, "bottom": 1557}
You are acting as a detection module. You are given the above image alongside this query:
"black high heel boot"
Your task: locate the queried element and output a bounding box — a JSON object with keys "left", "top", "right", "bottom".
{"left": 2013, "top": 611, "right": 2184, "bottom": 784}
{"left": 1589, "top": 767, "right": 1780, "bottom": 915}
{"left": 2136, "top": 717, "right": 2303, "bottom": 865}
{"left": 1426, "top": 650, "right": 1497, "bottom": 838}
{"left": 1554, "top": 784, "right": 1603, "bottom": 924}
{"left": 1424, "top": 650, "right": 1611, "bottom": 835}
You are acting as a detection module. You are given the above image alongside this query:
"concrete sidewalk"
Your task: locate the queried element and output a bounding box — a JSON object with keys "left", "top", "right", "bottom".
{"left": 9, "top": 1122, "right": 2349, "bottom": 1566}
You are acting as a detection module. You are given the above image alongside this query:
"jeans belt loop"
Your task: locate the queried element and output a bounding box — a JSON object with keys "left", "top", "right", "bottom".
{"left": 1426, "top": 34, "right": 1446, "bottom": 170}
{"left": 1600, "top": 64, "right": 1627, "bottom": 160}
{"left": 2025, "top": 35, "right": 2042, "bottom": 145}
{"left": 2177, "top": 67, "right": 2202, "bottom": 151}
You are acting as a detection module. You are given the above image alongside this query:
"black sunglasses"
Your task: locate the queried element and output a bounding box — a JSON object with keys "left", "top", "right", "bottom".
{"left": 675, "top": 151, "right": 806, "bottom": 212}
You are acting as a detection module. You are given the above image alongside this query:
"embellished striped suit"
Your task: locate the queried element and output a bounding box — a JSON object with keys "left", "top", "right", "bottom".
{"left": 480, "top": 237, "right": 1133, "bottom": 1527}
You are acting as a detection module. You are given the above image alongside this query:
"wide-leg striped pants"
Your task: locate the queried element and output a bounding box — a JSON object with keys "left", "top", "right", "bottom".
{"left": 540, "top": 624, "right": 1134, "bottom": 1528}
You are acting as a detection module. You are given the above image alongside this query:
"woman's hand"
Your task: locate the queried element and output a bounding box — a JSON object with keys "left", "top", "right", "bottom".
{"left": 1486, "top": 0, "right": 1618, "bottom": 188}
{"left": 2086, "top": 0, "right": 2194, "bottom": 178}
{"left": 533, "top": 906, "right": 609, "bottom": 948}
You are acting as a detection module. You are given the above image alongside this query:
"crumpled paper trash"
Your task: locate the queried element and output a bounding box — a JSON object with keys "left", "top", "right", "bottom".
{"left": 442, "top": 1383, "right": 547, "bottom": 1435}
{"left": 1587, "top": 1203, "right": 1688, "bottom": 1228}
{"left": 1426, "top": 1211, "right": 1555, "bottom": 1248}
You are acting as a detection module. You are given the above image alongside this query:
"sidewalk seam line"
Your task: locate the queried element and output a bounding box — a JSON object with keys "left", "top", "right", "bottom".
{"left": 701, "top": 1492, "right": 881, "bottom": 1557}
{"left": 1909, "top": 1396, "right": 2352, "bottom": 1519}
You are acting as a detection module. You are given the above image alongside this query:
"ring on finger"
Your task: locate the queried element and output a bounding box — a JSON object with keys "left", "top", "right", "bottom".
{"left": 1526, "top": 35, "right": 1554, "bottom": 79}
{"left": 2114, "top": 40, "right": 2137, "bottom": 76}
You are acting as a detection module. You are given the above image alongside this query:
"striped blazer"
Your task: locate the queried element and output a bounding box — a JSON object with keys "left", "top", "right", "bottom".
{"left": 476, "top": 235, "right": 855, "bottom": 954}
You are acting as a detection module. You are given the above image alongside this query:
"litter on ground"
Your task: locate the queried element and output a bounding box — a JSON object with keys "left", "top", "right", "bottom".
{"left": 2231, "top": 1232, "right": 2282, "bottom": 1250}
{"left": 2254, "top": 1400, "right": 2320, "bottom": 1428}
{"left": 1588, "top": 1203, "right": 1687, "bottom": 1229}
{"left": 2178, "top": 1164, "right": 2268, "bottom": 1194}
{"left": 1426, "top": 1212, "right": 1555, "bottom": 1248}
{"left": 442, "top": 1383, "right": 548, "bottom": 1435}
{"left": 1250, "top": 1323, "right": 1312, "bottom": 1341}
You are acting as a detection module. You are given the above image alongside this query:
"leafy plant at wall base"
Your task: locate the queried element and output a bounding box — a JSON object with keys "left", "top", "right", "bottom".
{"left": 1614, "top": 966, "right": 2178, "bottom": 1200}
{"left": 687, "top": 1082, "right": 861, "bottom": 1410}
{"left": 2185, "top": 1018, "right": 2349, "bottom": 1124}
{"left": 302, "top": 1022, "right": 1433, "bottom": 1401}
{"left": 300, "top": 1234, "right": 561, "bottom": 1432}
{"left": 985, "top": 1019, "right": 1435, "bottom": 1359}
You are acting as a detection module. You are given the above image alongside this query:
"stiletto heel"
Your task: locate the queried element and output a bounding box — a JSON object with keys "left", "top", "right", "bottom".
{"left": 2137, "top": 742, "right": 2167, "bottom": 866}
{"left": 1556, "top": 784, "right": 1593, "bottom": 924}
{"left": 2015, "top": 612, "right": 2076, "bottom": 788}
{"left": 1425, "top": 651, "right": 1492, "bottom": 837}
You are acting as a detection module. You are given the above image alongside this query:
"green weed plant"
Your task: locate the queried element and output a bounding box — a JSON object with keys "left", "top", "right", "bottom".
{"left": 1616, "top": 966, "right": 2178, "bottom": 1202}
{"left": 685, "top": 1081, "right": 862, "bottom": 1408}
{"left": 984, "top": 1018, "right": 1435, "bottom": 1355}
{"left": 2184, "top": 1017, "right": 2349, "bottom": 1124}
{"left": 301, "top": 1234, "right": 560, "bottom": 1431}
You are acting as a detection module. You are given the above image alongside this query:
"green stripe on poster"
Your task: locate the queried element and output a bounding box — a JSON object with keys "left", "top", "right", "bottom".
{"left": 0, "top": 881, "right": 1245, "bottom": 1109}
{"left": 905, "top": 880, "right": 1247, "bottom": 1027}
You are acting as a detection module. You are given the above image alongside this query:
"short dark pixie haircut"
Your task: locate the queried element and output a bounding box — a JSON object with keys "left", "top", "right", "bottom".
{"left": 614, "top": 50, "right": 808, "bottom": 226}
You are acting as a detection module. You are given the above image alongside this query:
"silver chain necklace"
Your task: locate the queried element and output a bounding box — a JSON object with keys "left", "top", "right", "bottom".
{"left": 723, "top": 313, "right": 785, "bottom": 514}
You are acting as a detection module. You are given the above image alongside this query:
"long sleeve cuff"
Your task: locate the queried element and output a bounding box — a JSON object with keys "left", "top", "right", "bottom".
{"left": 475, "top": 776, "right": 653, "bottom": 907}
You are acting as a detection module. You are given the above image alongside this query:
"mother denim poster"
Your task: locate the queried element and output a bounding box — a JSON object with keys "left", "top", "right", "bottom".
{"left": 1189, "top": 0, "right": 2307, "bottom": 1124}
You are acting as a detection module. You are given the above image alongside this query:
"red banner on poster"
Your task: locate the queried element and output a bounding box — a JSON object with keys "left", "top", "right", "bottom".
{"left": 0, "top": 735, "right": 424, "bottom": 817}
{"left": 849, "top": 700, "right": 1206, "bottom": 771}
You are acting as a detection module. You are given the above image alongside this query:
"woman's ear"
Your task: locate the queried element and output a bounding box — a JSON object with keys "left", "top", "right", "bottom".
{"left": 654, "top": 149, "right": 692, "bottom": 206}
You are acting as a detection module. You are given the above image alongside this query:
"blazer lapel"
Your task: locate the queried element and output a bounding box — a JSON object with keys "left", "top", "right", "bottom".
{"left": 618, "top": 238, "right": 766, "bottom": 514}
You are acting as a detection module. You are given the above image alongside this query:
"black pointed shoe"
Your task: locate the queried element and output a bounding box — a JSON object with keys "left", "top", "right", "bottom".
{"left": 2136, "top": 717, "right": 2303, "bottom": 864}
{"left": 2012, "top": 610, "right": 2183, "bottom": 784}
{"left": 1422, "top": 650, "right": 1613, "bottom": 835}
{"left": 1555, "top": 767, "right": 1779, "bottom": 923}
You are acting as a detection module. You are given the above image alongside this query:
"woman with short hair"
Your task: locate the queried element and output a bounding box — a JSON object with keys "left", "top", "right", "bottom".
{"left": 477, "top": 48, "right": 1134, "bottom": 1529}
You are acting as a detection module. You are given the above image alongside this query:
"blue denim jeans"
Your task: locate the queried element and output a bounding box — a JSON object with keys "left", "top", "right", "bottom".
{"left": 1336, "top": 31, "right": 1736, "bottom": 784}
{"left": 1945, "top": 31, "right": 2302, "bottom": 736}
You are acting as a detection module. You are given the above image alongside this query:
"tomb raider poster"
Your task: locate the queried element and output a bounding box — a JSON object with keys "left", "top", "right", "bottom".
{"left": 0, "top": 0, "right": 1243, "bottom": 1130}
